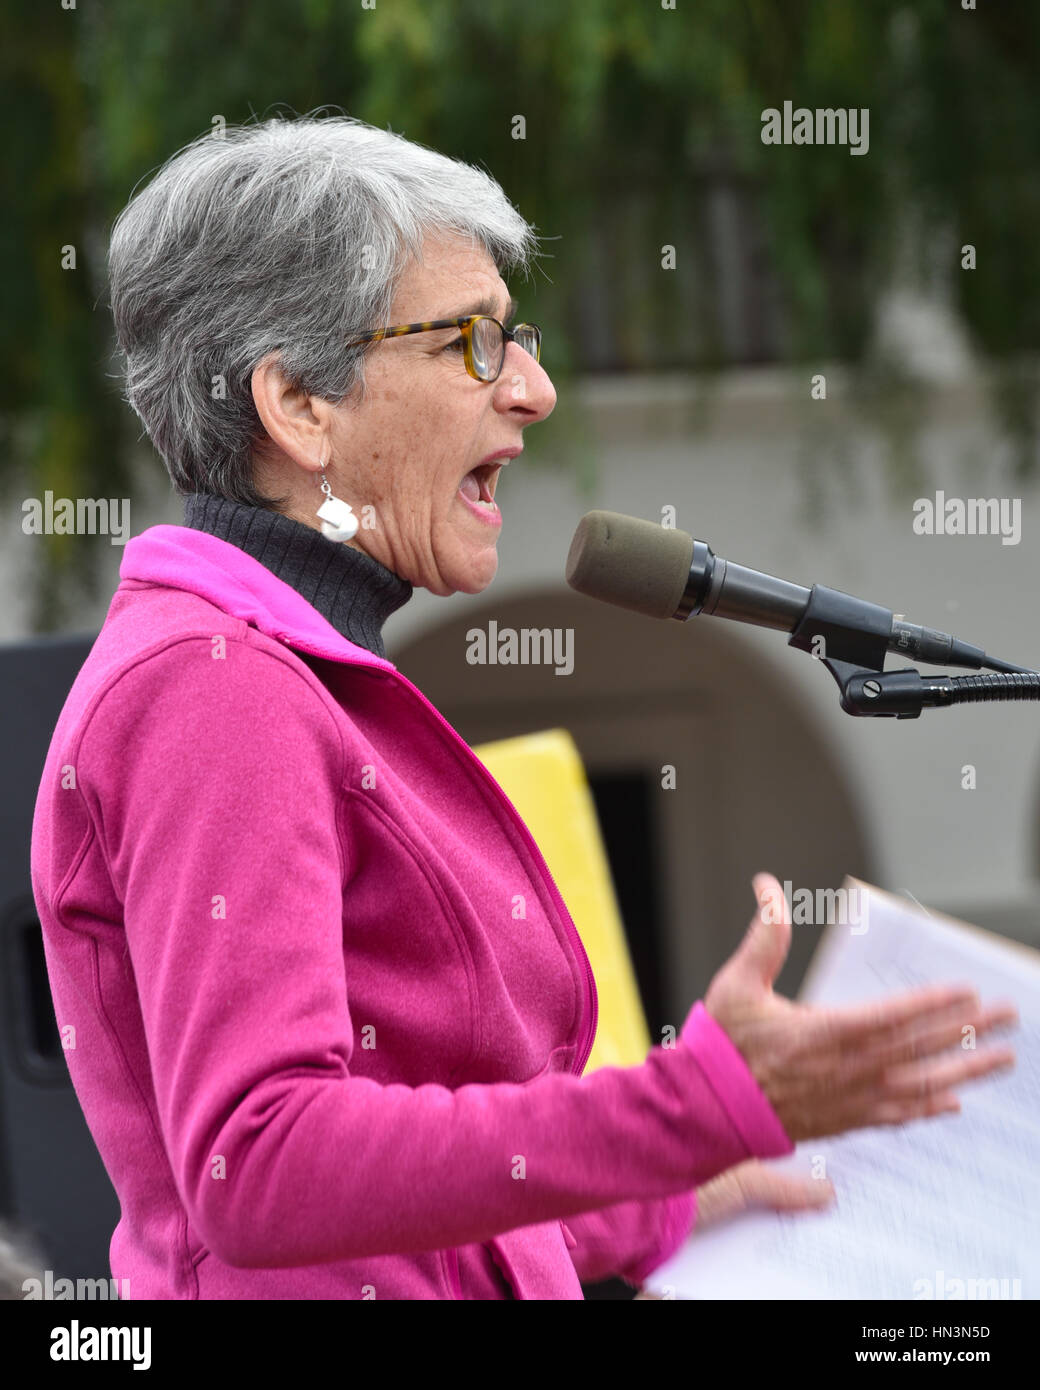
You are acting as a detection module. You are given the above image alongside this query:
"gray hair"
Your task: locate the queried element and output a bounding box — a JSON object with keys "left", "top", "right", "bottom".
{"left": 108, "top": 113, "right": 540, "bottom": 510}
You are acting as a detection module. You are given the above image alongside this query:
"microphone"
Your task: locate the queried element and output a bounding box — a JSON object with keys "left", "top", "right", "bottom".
{"left": 565, "top": 510, "right": 1014, "bottom": 673}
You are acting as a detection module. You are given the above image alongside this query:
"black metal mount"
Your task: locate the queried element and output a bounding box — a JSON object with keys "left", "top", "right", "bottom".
{"left": 788, "top": 585, "right": 1040, "bottom": 718}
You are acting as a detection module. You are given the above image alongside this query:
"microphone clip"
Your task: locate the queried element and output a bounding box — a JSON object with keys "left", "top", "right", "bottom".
{"left": 788, "top": 582, "right": 914, "bottom": 717}
{"left": 790, "top": 586, "right": 1040, "bottom": 716}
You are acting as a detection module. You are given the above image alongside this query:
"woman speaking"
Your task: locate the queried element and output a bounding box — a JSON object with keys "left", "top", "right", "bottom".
{"left": 31, "top": 114, "right": 1015, "bottom": 1300}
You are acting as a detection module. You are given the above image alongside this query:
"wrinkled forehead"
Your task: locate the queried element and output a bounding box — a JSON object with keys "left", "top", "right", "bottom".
{"left": 389, "top": 233, "right": 515, "bottom": 321}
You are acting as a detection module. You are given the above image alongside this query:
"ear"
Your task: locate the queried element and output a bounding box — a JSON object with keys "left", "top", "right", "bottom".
{"left": 251, "top": 353, "right": 334, "bottom": 469}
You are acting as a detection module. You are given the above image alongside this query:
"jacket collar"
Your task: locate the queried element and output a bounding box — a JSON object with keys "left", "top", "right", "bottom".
{"left": 120, "top": 525, "right": 397, "bottom": 673}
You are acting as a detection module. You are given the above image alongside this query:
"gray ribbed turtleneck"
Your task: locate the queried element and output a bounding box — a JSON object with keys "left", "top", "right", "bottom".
{"left": 182, "top": 493, "right": 412, "bottom": 660}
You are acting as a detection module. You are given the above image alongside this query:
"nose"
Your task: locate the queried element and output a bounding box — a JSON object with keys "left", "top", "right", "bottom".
{"left": 493, "top": 340, "right": 556, "bottom": 423}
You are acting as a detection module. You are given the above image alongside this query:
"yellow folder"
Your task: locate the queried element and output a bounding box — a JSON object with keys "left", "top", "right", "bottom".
{"left": 471, "top": 728, "right": 651, "bottom": 1072}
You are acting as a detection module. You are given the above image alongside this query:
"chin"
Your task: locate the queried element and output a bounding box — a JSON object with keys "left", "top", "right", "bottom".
{"left": 443, "top": 547, "right": 499, "bottom": 596}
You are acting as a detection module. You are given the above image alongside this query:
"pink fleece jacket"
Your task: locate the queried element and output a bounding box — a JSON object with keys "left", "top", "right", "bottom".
{"left": 30, "top": 523, "right": 793, "bottom": 1299}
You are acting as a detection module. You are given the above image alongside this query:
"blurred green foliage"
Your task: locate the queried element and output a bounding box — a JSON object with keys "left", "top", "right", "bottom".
{"left": 2, "top": 0, "right": 1038, "bottom": 626}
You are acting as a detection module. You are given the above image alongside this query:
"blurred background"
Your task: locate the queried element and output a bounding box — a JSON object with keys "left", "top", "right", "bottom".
{"left": 2, "top": 0, "right": 1039, "bottom": 1294}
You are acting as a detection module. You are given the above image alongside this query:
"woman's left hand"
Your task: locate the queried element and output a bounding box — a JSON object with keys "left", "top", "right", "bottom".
{"left": 694, "top": 1159, "right": 836, "bottom": 1231}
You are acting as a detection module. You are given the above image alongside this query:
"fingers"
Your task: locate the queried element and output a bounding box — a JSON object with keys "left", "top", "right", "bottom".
{"left": 772, "top": 1013, "right": 1017, "bottom": 1140}
{"left": 695, "top": 1160, "right": 837, "bottom": 1228}
{"left": 820, "top": 1084, "right": 964, "bottom": 1136}
{"left": 874, "top": 1044, "right": 1015, "bottom": 1101}
{"left": 721, "top": 873, "right": 792, "bottom": 993}
{"left": 861, "top": 1091, "right": 963, "bottom": 1128}
{"left": 855, "top": 999, "right": 1018, "bottom": 1073}
{"left": 752, "top": 873, "right": 791, "bottom": 927}
{"left": 819, "top": 984, "right": 982, "bottom": 1052}
{"left": 738, "top": 1168, "right": 836, "bottom": 1212}
{"left": 805, "top": 1046, "right": 1014, "bottom": 1137}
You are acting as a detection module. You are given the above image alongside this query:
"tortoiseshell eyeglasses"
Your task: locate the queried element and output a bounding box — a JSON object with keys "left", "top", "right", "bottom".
{"left": 344, "top": 315, "right": 541, "bottom": 383}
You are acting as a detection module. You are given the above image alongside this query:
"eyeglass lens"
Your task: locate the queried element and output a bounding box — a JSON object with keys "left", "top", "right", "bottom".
{"left": 471, "top": 317, "right": 500, "bottom": 380}
{"left": 470, "top": 318, "right": 539, "bottom": 380}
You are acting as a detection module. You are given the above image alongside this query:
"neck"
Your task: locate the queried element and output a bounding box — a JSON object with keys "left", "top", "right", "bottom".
{"left": 182, "top": 493, "right": 412, "bottom": 659}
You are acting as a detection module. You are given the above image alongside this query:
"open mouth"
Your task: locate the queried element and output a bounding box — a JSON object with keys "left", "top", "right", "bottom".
{"left": 458, "top": 461, "right": 501, "bottom": 508}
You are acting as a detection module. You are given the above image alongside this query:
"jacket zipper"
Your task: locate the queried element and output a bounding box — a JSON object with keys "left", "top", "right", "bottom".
{"left": 285, "top": 634, "right": 599, "bottom": 1076}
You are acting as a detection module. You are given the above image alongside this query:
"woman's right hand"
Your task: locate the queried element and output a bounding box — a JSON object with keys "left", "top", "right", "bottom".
{"left": 703, "top": 873, "right": 1018, "bottom": 1143}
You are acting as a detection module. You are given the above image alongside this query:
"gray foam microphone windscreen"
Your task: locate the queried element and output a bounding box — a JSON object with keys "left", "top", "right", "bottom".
{"left": 565, "top": 511, "right": 694, "bottom": 620}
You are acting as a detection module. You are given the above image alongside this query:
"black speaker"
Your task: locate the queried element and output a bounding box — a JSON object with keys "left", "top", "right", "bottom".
{"left": 1, "top": 633, "right": 119, "bottom": 1283}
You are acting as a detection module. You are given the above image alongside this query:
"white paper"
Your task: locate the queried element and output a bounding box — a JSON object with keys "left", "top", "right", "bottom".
{"left": 644, "top": 879, "right": 1040, "bottom": 1300}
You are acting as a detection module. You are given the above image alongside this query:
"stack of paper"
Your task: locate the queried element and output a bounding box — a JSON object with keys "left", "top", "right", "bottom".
{"left": 644, "top": 880, "right": 1038, "bottom": 1300}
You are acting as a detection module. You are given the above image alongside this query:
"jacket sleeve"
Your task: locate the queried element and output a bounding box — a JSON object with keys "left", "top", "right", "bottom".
{"left": 563, "top": 979, "right": 784, "bottom": 1288}
{"left": 81, "top": 635, "right": 793, "bottom": 1270}
{"left": 561, "top": 1189, "right": 699, "bottom": 1287}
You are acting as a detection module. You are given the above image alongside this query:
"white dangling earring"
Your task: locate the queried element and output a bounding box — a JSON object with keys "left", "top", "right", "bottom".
{"left": 315, "top": 457, "right": 359, "bottom": 543}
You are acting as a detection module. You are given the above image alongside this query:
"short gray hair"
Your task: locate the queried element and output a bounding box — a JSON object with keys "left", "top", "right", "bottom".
{"left": 108, "top": 113, "right": 540, "bottom": 509}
